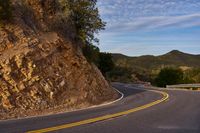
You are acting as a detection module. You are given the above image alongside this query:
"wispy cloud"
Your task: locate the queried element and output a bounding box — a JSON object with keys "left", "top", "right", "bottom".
{"left": 97, "top": 0, "right": 200, "bottom": 56}
{"left": 105, "top": 13, "right": 200, "bottom": 32}
{"left": 98, "top": 0, "right": 200, "bottom": 32}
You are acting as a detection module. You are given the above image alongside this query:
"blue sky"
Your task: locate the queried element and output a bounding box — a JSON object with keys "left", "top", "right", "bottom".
{"left": 97, "top": 0, "right": 200, "bottom": 56}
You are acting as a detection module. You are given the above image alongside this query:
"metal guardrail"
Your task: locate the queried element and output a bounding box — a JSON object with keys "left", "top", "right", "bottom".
{"left": 167, "top": 84, "right": 200, "bottom": 88}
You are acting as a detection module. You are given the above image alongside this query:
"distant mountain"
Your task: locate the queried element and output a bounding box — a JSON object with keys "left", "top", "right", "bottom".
{"left": 109, "top": 50, "right": 200, "bottom": 83}
{"left": 112, "top": 50, "right": 200, "bottom": 72}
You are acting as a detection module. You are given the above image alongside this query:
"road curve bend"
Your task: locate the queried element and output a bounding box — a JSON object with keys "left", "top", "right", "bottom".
{"left": 0, "top": 83, "right": 200, "bottom": 133}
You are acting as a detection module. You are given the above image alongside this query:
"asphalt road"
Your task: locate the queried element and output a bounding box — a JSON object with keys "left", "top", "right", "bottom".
{"left": 0, "top": 83, "right": 200, "bottom": 133}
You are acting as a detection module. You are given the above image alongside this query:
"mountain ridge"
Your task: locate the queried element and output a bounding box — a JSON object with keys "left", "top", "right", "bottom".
{"left": 112, "top": 50, "right": 200, "bottom": 58}
{"left": 109, "top": 50, "right": 200, "bottom": 83}
{"left": 112, "top": 50, "right": 200, "bottom": 73}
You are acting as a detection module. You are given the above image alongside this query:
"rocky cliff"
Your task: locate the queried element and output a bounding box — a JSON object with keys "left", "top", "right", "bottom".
{"left": 0, "top": 0, "right": 118, "bottom": 119}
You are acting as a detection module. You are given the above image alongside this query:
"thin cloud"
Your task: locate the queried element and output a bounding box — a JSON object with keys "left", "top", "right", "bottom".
{"left": 98, "top": 0, "right": 200, "bottom": 32}
{"left": 105, "top": 13, "right": 200, "bottom": 32}
{"left": 97, "top": 0, "right": 200, "bottom": 56}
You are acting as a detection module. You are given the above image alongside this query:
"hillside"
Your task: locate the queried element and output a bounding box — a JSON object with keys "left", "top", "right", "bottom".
{"left": 112, "top": 50, "right": 200, "bottom": 71}
{"left": 110, "top": 50, "right": 200, "bottom": 82}
{"left": 0, "top": 0, "right": 117, "bottom": 119}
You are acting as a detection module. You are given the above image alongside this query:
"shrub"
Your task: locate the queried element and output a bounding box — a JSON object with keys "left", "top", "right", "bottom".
{"left": 82, "top": 44, "right": 100, "bottom": 65}
{"left": 98, "top": 52, "right": 114, "bottom": 75}
{"left": 155, "top": 67, "right": 184, "bottom": 87}
{"left": 107, "top": 67, "right": 132, "bottom": 82}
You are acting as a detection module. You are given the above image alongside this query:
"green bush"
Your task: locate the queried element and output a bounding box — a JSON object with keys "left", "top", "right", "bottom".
{"left": 98, "top": 52, "right": 114, "bottom": 75}
{"left": 0, "top": 0, "right": 12, "bottom": 21}
{"left": 184, "top": 68, "right": 200, "bottom": 83}
{"left": 82, "top": 44, "right": 100, "bottom": 65}
{"left": 107, "top": 67, "right": 132, "bottom": 82}
{"left": 155, "top": 67, "right": 184, "bottom": 87}
{"left": 82, "top": 46, "right": 115, "bottom": 76}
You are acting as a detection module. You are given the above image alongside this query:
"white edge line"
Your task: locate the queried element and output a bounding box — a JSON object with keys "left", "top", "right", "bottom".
{"left": 0, "top": 87, "right": 124, "bottom": 122}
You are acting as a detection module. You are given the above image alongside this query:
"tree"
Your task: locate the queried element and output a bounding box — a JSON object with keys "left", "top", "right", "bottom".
{"left": 0, "top": 0, "right": 12, "bottom": 21}
{"left": 82, "top": 44, "right": 100, "bottom": 64}
{"left": 155, "top": 68, "right": 184, "bottom": 87}
{"left": 98, "top": 52, "right": 115, "bottom": 75}
{"left": 69, "top": 0, "right": 106, "bottom": 45}
{"left": 107, "top": 66, "right": 133, "bottom": 82}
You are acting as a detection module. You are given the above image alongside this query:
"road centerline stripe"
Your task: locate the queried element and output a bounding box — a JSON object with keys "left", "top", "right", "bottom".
{"left": 27, "top": 89, "right": 169, "bottom": 133}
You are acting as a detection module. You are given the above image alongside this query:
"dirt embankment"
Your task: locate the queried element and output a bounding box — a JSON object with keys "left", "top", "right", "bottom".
{"left": 0, "top": 0, "right": 118, "bottom": 120}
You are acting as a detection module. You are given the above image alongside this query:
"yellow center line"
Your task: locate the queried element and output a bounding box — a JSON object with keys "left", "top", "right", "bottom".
{"left": 27, "top": 89, "right": 169, "bottom": 133}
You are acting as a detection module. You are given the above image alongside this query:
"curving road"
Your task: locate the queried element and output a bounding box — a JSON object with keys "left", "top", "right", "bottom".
{"left": 0, "top": 83, "right": 200, "bottom": 133}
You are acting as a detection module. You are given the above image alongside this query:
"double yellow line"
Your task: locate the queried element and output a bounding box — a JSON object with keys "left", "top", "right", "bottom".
{"left": 27, "top": 89, "right": 169, "bottom": 133}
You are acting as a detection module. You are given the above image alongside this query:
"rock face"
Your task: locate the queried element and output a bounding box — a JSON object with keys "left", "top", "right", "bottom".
{"left": 0, "top": 0, "right": 117, "bottom": 119}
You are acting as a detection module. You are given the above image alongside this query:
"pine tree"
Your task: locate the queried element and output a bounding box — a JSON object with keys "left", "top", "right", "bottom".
{"left": 69, "top": 0, "right": 106, "bottom": 45}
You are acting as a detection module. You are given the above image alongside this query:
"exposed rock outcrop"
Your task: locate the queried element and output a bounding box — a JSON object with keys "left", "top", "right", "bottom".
{"left": 0, "top": 0, "right": 118, "bottom": 119}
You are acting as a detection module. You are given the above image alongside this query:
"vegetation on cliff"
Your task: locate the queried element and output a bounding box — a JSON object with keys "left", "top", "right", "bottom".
{"left": 98, "top": 52, "right": 115, "bottom": 76}
{"left": 68, "top": 0, "right": 106, "bottom": 45}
